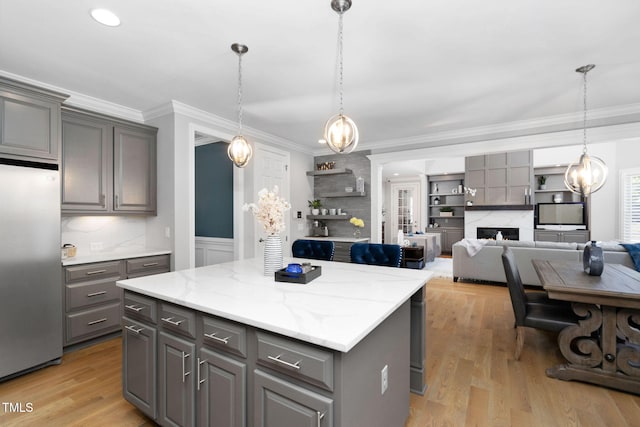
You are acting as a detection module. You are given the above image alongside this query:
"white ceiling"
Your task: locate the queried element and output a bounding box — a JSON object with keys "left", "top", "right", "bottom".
{"left": 2, "top": 1, "right": 640, "bottom": 164}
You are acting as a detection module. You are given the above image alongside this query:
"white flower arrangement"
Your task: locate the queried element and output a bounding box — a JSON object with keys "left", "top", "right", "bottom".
{"left": 243, "top": 186, "right": 291, "bottom": 235}
{"left": 464, "top": 187, "right": 477, "bottom": 197}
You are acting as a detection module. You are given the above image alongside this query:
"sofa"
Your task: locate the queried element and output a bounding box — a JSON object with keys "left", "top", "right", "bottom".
{"left": 452, "top": 239, "right": 635, "bottom": 287}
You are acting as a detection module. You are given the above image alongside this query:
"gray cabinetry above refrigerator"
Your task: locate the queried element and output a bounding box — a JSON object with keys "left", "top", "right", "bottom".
{"left": 61, "top": 107, "right": 157, "bottom": 215}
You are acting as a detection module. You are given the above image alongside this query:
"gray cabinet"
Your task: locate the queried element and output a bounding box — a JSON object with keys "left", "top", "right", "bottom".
{"left": 430, "top": 228, "right": 464, "bottom": 254}
{"left": 427, "top": 173, "right": 465, "bottom": 232}
{"left": 0, "top": 76, "right": 67, "bottom": 162}
{"left": 332, "top": 240, "right": 370, "bottom": 263}
{"left": 123, "top": 316, "right": 157, "bottom": 419}
{"left": 159, "top": 331, "right": 196, "bottom": 427}
{"left": 465, "top": 150, "right": 533, "bottom": 205}
{"left": 61, "top": 107, "right": 157, "bottom": 215}
{"left": 254, "top": 370, "right": 333, "bottom": 427}
{"left": 534, "top": 229, "right": 590, "bottom": 243}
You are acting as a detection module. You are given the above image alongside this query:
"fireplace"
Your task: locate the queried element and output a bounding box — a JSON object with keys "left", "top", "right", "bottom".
{"left": 477, "top": 227, "right": 519, "bottom": 240}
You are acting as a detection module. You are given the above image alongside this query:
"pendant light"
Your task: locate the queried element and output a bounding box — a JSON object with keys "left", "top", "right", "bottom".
{"left": 564, "top": 64, "right": 608, "bottom": 197}
{"left": 323, "top": 0, "right": 359, "bottom": 154}
{"left": 228, "top": 43, "right": 253, "bottom": 168}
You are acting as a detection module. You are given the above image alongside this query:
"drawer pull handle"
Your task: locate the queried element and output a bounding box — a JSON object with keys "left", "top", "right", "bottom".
{"left": 87, "top": 291, "right": 107, "bottom": 297}
{"left": 182, "top": 352, "right": 191, "bottom": 383}
{"left": 197, "top": 358, "right": 206, "bottom": 391}
{"left": 317, "top": 411, "right": 326, "bottom": 427}
{"left": 161, "top": 316, "right": 185, "bottom": 326}
{"left": 125, "top": 304, "right": 144, "bottom": 312}
{"left": 86, "top": 269, "right": 107, "bottom": 275}
{"left": 142, "top": 262, "right": 159, "bottom": 267}
{"left": 87, "top": 318, "right": 107, "bottom": 326}
{"left": 125, "top": 325, "right": 144, "bottom": 334}
{"left": 268, "top": 354, "right": 302, "bottom": 370}
{"left": 204, "top": 332, "right": 231, "bottom": 344}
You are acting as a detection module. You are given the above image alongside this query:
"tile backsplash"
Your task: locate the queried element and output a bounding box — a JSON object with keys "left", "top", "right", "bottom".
{"left": 61, "top": 216, "right": 146, "bottom": 255}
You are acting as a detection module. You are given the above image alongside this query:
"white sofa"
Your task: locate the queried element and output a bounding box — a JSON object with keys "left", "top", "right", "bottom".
{"left": 452, "top": 239, "right": 635, "bottom": 287}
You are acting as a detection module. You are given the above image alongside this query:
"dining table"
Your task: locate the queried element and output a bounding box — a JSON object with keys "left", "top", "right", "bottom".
{"left": 532, "top": 259, "right": 640, "bottom": 394}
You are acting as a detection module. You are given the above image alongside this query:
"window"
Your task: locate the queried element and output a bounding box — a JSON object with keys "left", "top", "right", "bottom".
{"left": 620, "top": 168, "right": 640, "bottom": 242}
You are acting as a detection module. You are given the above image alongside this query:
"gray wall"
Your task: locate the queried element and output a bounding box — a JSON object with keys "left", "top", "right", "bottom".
{"left": 195, "top": 142, "right": 233, "bottom": 238}
{"left": 314, "top": 151, "right": 371, "bottom": 238}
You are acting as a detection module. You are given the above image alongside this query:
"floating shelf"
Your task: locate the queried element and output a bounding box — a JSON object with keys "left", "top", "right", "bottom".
{"left": 306, "top": 168, "right": 353, "bottom": 176}
{"left": 319, "top": 191, "right": 366, "bottom": 198}
{"left": 306, "top": 215, "right": 351, "bottom": 220}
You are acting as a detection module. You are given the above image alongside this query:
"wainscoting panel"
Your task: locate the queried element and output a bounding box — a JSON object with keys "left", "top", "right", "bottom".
{"left": 195, "top": 237, "right": 234, "bottom": 267}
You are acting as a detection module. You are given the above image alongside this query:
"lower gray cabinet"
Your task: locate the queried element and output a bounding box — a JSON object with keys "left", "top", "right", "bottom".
{"left": 123, "top": 316, "right": 157, "bottom": 419}
{"left": 198, "top": 348, "right": 246, "bottom": 427}
{"left": 254, "top": 370, "right": 333, "bottom": 427}
{"left": 158, "top": 331, "right": 196, "bottom": 427}
{"left": 430, "top": 228, "right": 464, "bottom": 253}
{"left": 534, "top": 229, "right": 590, "bottom": 243}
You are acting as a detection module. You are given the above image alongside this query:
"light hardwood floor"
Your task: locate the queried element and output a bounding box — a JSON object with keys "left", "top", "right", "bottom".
{"left": 1, "top": 277, "right": 639, "bottom": 426}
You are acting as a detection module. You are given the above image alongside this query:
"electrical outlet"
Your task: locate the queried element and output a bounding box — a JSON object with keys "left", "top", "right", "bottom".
{"left": 381, "top": 365, "right": 388, "bottom": 395}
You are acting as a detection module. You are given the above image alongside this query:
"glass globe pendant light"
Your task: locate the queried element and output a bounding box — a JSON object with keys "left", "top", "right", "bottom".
{"left": 324, "top": 0, "right": 359, "bottom": 154}
{"left": 564, "top": 64, "right": 608, "bottom": 197}
{"left": 228, "top": 43, "right": 253, "bottom": 168}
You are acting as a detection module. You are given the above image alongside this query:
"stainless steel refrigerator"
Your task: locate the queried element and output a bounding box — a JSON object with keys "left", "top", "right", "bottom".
{"left": 0, "top": 159, "right": 62, "bottom": 380}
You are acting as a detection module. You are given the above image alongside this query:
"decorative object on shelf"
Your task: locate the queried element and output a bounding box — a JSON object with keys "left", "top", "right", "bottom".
{"left": 564, "top": 64, "right": 608, "bottom": 197}
{"left": 553, "top": 193, "right": 564, "bottom": 203}
{"left": 324, "top": 0, "right": 359, "bottom": 154}
{"left": 538, "top": 175, "right": 547, "bottom": 190}
{"left": 439, "top": 206, "right": 454, "bottom": 217}
{"left": 350, "top": 216, "right": 365, "bottom": 237}
{"left": 433, "top": 197, "right": 440, "bottom": 205}
{"left": 496, "top": 231, "right": 503, "bottom": 241}
{"left": 316, "top": 161, "right": 336, "bottom": 170}
{"left": 244, "top": 186, "right": 291, "bottom": 275}
{"left": 583, "top": 240, "right": 604, "bottom": 276}
{"left": 466, "top": 200, "right": 473, "bottom": 206}
{"left": 458, "top": 184, "right": 464, "bottom": 193}
{"left": 356, "top": 176, "right": 365, "bottom": 192}
{"left": 345, "top": 186, "right": 353, "bottom": 192}
{"left": 308, "top": 199, "right": 322, "bottom": 215}
{"left": 227, "top": 43, "right": 253, "bottom": 168}
{"left": 433, "top": 183, "right": 438, "bottom": 193}
{"left": 464, "top": 187, "right": 477, "bottom": 197}
{"left": 524, "top": 187, "right": 531, "bottom": 204}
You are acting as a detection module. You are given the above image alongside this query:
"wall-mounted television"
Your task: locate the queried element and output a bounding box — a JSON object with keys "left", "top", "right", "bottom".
{"left": 536, "top": 202, "right": 586, "bottom": 229}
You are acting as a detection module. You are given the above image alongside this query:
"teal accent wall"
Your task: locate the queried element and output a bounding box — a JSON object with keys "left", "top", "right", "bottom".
{"left": 195, "top": 143, "right": 233, "bottom": 238}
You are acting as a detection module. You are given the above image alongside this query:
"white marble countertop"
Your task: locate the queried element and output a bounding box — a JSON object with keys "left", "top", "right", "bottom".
{"left": 303, "top": 236, "right": 370, "bottom": 243}
{"left": 117, "top": 257, "right": 430, "bottom": 352}
{"left": 62, "top": 249, "right": 172, "bottom": 266}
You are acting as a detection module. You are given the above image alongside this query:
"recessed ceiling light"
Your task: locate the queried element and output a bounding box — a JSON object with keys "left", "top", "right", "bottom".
{"left": 90, "top": 8, "right": 121, "bottom": 27}
{"left": 393, "top": 173, "right": 399, "bottom": 176}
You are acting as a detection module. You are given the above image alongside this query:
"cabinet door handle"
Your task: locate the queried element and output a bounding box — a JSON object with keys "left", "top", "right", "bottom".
{"left": 86, "top": 269, "right": 107, "bottom": 275}
{"left": 197, "top": 358, "right": 206, "bottom": 391}
{"left": 267, "top": 354, "right": 302, "bottom": 370}
{"left": 204, "top": 332, "right": 231, "bottom": 344}
{"left": 161, "top": 316, "right": 184, "bottom": 326}
{"left": 142, "top": 262, "right": 159, "bottom": 267}
{"left": 317, "top": 411, "right": 326, "bottom": 427}
{"left": 182, "top": 351, "right": 191, "bottom": 383}
{"left": 125, "top": 304, "right": 144, "bottom": 312}
{"left": 125, "top": 324, "right": 144, "bottom": 334}
{"left": 87, "top": 318, "right": 107, "bottom": 326}
{"left": 87, "top": 291, "right": 107, "bottom": 297}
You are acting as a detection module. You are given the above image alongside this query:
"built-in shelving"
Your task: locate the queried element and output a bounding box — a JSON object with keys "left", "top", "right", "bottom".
{"left": 306, "top": 168, "right": 353, "bottom": 176}
{"left": 319, "top": 191, "right": 366, "bottom": 198}
{"left": 306, "top": 215, "right": 350, "bottom": 220}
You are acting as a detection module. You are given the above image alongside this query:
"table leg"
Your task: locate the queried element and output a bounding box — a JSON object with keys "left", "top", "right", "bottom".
{"left": 547, "top": 303, "right": 640, "bottom": 394}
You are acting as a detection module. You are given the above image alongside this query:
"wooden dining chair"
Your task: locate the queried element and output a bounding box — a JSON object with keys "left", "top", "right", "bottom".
{"left": 501, "top": 246, "right": 580, "bottom": 360}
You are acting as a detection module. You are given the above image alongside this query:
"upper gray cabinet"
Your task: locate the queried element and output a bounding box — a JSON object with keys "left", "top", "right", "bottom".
{"left": 0, "top": 76, "right": 68, "bottom": 162}
{"left": 465, "top": 150, "right": 533, "bottom": 205}
{"left": 61, "top": 107, "right": 157, "bottom": 215}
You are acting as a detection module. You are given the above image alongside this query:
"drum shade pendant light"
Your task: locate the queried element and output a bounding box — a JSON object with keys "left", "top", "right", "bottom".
{"left": 564, "top": 64, "right": 608, "bottom": 197}
{"left": 324, "top": 0, "right": 359, "bottom": 154}
{"left": 228, "top": 43, "right": 253, "bottom": 168}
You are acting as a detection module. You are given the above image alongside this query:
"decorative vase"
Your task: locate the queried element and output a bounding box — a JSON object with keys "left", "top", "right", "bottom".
{"left": 583, "top": 240, "right": 604, "bottom": 276}
{"left": 353, "top": 228, "right": 361, "bottom": 238}
{"left": 311, "top": 208, "right": 320, "bottom": 215}
{"left": 264, "top": 235, "right": 283, "bottom": 276}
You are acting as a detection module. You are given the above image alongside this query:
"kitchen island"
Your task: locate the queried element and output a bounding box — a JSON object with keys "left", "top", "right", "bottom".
{"left": 117, "top": 257, "right": 430, "bottom": 427}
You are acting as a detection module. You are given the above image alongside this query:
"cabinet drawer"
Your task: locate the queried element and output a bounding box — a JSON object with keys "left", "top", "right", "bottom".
{"left": 65, "top": 260, "right": 123, "bottom": 283}
{"left": 66, "top": 278, "right": 120, "bottom": 311}
{"left": 124, "top": 291, "right": 157, "bottom": 324}
{"left": 257, "top": 332, "right": 334, "bottom": 391}
{"left": 126, "top": 255, "right": 170, "bottom": 276}
{"left": 66, "top": 302, "right": 121, "bottom": 343}
{"left": 201, "top": 315, "right": 247, "bottom": 358}
{"left": 159, "top": 303, "right": 196, "bottom": 339}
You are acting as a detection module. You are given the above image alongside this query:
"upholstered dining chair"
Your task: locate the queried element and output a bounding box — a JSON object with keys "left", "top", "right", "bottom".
{"left": 350, "top": 243, "right": 402, "bottom": 267}
{"left": 501, "top": 246, "right": 579, "bottom": 360}
{"left": 291, "top": 239, "right": 335, "bottom": 261}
